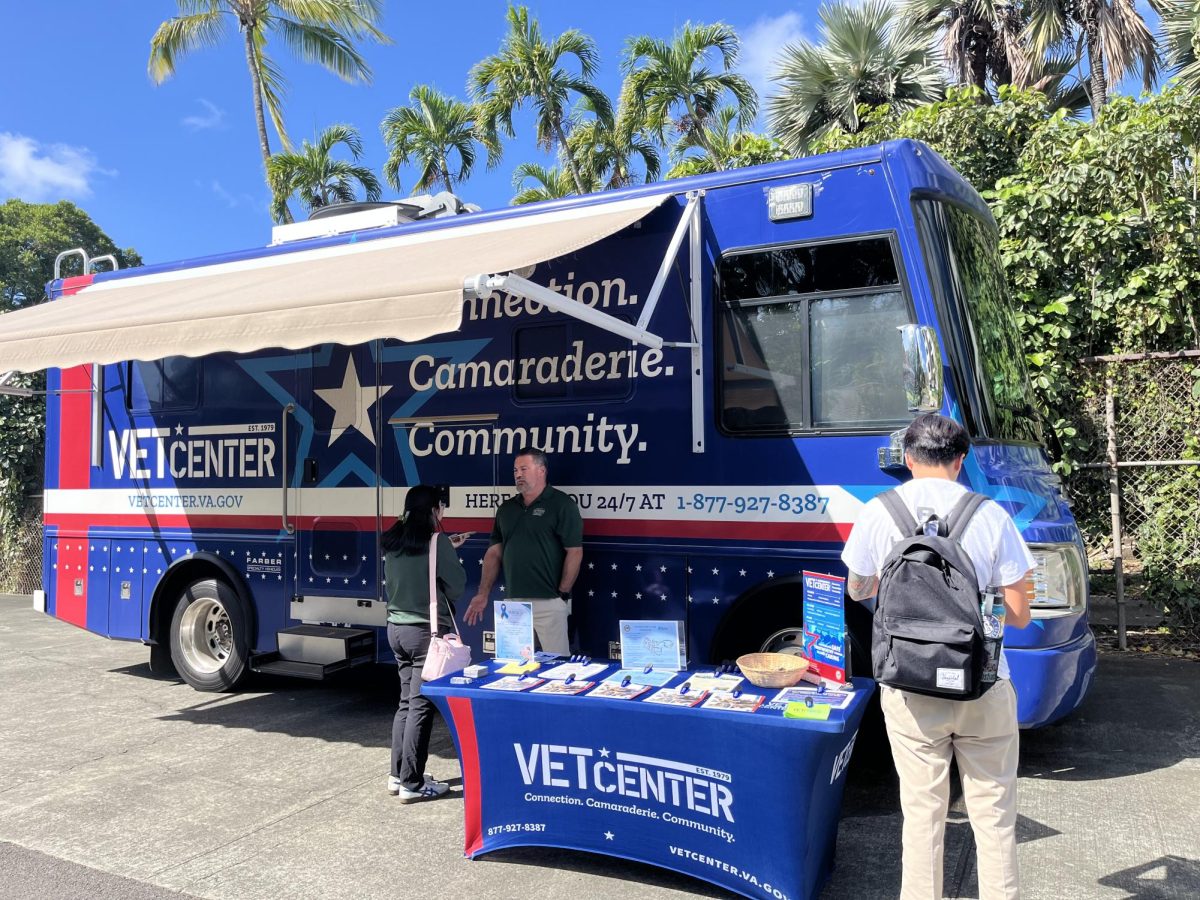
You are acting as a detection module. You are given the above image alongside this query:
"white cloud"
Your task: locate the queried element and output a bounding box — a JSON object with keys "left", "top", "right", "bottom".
{"left": 182, "top": 98, "right": 226, "bottom": 131}
{"left": 739, "top": 11, "right": 808, "bottom": 105}
{"left": 0, "top": 133, "right": 111, "bottom": 202}
{"left": 203, "top": 179, "right": 257, "bottom": 210}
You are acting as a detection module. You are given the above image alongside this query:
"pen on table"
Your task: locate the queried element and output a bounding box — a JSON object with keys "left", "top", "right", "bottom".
{"left": 621, "top": 675, "right": 632, "bottom": 687}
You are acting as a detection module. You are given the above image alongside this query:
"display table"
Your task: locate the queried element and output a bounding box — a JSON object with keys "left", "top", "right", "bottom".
{"left": 423, "top": 664, "right": 875, "bottom": 900}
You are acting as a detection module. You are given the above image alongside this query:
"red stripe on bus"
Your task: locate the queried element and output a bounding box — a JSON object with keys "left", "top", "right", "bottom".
{"left": 447, "top": 697, "right": 484, "bottom": 855}
{"left": 43, "top": 512, "right": 852, "bottom": 542}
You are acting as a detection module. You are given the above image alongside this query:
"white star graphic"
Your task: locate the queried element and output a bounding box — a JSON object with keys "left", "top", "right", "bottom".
{"left": 610, "top": 563, "right": 617, "bottom": 570}
{"left": 687, "top": 566, "right": 693, "bottom": 574}
{"left": 635, "top": 564, "right": 642, "bottom": 571}
{"left": 588, "top": 590, "right": 594, "bottom": 597}
{"left": 604, "top": 831, "right": 614, "bottom": 841}
{"left": 739, "top": 569, "right": 747, "bottom": 576}
{"left": 610, "top": 591, "right": 617, "bottom": 598}
{"left": 314, "top": 355, "right": 392, "bottom": 447}
{"left": 587, "top": 562, "right": 595, "bottom": 570}
{"left": 659, "top": 565, "right": 667, "bottom": 573}
{"left": 598, "top": 747, "right": 610, "bottom": 758}
{"left": 712, "top": 597, "right": 719, "bottom": 604}
{"left": 174, "top": 423, "right": 183, "bottom": 436}
{"left": 711, "top": 567, "right": 719, "bottom": 575}
{"left": 635, "top": 592, "right": 642, "bottom": 599}
{"left": 767, "top": 570, "right": 775, "bottom": 578}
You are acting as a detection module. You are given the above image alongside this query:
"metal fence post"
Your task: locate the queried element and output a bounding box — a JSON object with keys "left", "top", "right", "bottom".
{"left": 1105, "top": 375, "right": 1126, "bottom": 651}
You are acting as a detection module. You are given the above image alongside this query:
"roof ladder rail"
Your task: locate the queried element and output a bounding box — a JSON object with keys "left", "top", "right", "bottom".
{"left": 48, "top": 248, "right": 121, "bottom": 469}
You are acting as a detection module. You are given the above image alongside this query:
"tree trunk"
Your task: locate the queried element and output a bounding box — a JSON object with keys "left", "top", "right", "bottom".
{"left": 441, "top": 159, "right": 454, "bottom": 194}
{"left": 1084, "top": 6, "right": 1107, "bottom": 118}
{"left": 554, "top": 120, "right": 587, "bottom": 194}
{"left": 243, "top": 28, "right": 293, "bottom": 224}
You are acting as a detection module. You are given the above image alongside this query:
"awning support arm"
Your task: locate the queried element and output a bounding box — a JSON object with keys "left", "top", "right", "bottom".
{"left": 464, "top": 189, "right": 709, "bottom": 453}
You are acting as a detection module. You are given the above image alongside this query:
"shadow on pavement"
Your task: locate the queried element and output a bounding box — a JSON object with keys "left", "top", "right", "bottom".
{"left": 1018, "top": 654, "right": 1200, "bottom": 782}
{"left": 1097, "top": 855, "right": 1200, "bottom": 899}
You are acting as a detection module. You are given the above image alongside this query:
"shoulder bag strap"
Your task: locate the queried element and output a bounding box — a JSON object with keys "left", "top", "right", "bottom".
{"left": 427, "top": 534, "right": 463, "bottom": 641}
{"left": 877, "top": 489, "right": 919, "bottom": 537}
{"left": 947, "top": 491, "right": 989, "bottom": 542}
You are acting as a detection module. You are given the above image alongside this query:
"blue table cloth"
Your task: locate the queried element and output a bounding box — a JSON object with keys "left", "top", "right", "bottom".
{"left": 424, "top": 665, "right": 875, "bottom": 900}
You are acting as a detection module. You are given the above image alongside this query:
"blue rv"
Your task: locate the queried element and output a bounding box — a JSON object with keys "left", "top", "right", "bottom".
{"left": 13, "top": 140, "right": 1094, "bottom": 727}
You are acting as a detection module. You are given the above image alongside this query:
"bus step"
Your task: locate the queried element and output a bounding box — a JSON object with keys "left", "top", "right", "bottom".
{"left": 250, "top": 625, "right": 376, "bottom": 679}
{"left": 250, "top": 653, "right": 371, "bottom": 680}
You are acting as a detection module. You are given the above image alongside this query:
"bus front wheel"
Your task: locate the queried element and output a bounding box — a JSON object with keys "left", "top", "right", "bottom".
{"left": 168, "top": 578, "right": 250, "bottom": 692}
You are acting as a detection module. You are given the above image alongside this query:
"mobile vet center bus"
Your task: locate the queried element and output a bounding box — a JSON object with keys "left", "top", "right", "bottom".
{"left": 2, "top": 140, "right": 1095, "bottom": 727}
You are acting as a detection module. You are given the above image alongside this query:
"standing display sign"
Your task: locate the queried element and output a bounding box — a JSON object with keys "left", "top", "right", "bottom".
{"left": 424, "top": 669, "right": 874, "bottom": 900}
{"left": 801, "top": 572, "right": 847, "bottom": 684}
{"left": 494, "top": 601, "right": 535, "bottom": 661}
{"left": 618, "top": 619, "right": 686, "bottom": 670}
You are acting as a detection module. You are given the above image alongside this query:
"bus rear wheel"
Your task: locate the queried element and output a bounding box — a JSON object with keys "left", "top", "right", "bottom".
{"left": 169, "top": 578, "right": 250, "bottom": 692}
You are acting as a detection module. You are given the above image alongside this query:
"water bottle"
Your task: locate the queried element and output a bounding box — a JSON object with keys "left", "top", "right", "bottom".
{"left": 980, "top": 591, "right": 1005, "bottom": 684}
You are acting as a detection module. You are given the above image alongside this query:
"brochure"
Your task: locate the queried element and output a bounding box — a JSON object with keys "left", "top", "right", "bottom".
{"left": 496, "top": 659, "right": 541, "bottom": 675}
{"left": 618, "top": 619, "right": 686, "bottom": 671}
{"left": 677, "top": 672, "right": 744, "bottom": 693}
{"left": 604, "top": 668, "right": 677, "bottom": 687}
{"left": 480, "top": 675, "right": 543, "bottom": 692}
{"left": 801, "top": 571, "right": 847, "bottom": 683}
{"left": 532, "top": 679, "right": 595, "bottom": 696}
{"left": 643, "top": 687, "right": 708, "bottom": 708}
{"left": 770, "top": 685, "right": 853, "bottom": 709}
{"left": 540, "top": 662, "right": 610, "bottom": 681}
{"left": 586, "top": 681, "right": 651, "bottom": 700}
{"left": 494, "top": 600, "right": 535, "bottom": 661}
{"left": 701, "top": 691, "right": 765, "bottom": 713}
{"left": 784, "top": 701, "right": 832, "bottom": 721}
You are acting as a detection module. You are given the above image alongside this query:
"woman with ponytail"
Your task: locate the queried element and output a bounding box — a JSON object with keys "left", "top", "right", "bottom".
{"left": 382, "top": 484, "right": 467, "bottom": 802}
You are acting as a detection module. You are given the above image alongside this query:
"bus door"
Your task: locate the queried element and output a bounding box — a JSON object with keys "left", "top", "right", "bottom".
{"left": 290, "top": 342, "right": 389, "bottom": 627}
{"left": 379, "top": 336, "right": 502, "bottom": 645}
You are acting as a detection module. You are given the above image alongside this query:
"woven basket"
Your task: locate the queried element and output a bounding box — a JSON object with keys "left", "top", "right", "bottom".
{"left": 736, "top": 652, "right": 810, "bottom": 688}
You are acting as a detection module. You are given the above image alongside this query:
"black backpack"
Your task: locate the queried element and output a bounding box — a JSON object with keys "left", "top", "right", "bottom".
{"left": 871, "top": 489, "right": 995, "bottom": 700}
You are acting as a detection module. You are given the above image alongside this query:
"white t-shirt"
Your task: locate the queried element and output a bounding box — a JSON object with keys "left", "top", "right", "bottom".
{"left": 841, "top": 477, "right": 1035, "bottom": 681}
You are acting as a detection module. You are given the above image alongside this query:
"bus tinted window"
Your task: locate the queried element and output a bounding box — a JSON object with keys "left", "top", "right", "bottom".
{"left": 128, "top": 357, "right": 201, "bottom": 412}
{"left": 718, "top": 238, "right": 911, "bottom": 434}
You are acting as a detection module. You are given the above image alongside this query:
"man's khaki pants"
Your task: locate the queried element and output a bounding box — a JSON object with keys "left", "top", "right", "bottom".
{"left": 881, "top": 680, "right": 1021, "bottom": 900}
{"left": 513, "top": 597, "right": 570, "bottom": 656}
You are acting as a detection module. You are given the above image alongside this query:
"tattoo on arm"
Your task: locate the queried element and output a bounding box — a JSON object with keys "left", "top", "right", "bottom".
{"left": 847, "top": 571, "right": 879, "bottom": 601}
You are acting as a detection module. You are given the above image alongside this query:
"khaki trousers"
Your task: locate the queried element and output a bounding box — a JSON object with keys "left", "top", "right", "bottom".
{"left": 513, "top": 597, "right": 570, "bottom": 656}
{"left": 881, "top": 680, "right": 1021, "bottom": 900}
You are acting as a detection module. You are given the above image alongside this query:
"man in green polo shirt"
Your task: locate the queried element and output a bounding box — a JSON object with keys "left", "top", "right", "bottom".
{"left": 464, "top": 447, "right": 583, "bottom": 655}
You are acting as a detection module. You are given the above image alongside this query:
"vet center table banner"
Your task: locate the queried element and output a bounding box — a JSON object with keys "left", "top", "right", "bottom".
{"left": 423, "top": 666, "right": 874, "bottom": 900}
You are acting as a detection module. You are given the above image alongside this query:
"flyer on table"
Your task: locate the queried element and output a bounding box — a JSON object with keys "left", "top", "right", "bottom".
{"left": 494, "top": 600, "right": 535, "bottom": 661}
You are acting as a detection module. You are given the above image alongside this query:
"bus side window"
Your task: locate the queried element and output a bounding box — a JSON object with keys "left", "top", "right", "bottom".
{"left": 718, "top": 237, "right": 912, "bottom": 434}
{"left": 127, "top": 357, "right": 202, "bottom": 413}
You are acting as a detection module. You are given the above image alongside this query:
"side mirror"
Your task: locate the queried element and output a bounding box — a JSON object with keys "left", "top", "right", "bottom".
{"left": 899, "top": 324, "right": 943, "bottom": 413}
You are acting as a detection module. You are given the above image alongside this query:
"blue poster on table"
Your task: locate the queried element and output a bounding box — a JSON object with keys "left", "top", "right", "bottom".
{"left": 494, "top": 601, "right": 535, "bottom": 661}
{"left": 619, "top": 619, "right": 686, "bottom": 671}
{"left": 801, "top": 571, "right": 847, "bottom": 683}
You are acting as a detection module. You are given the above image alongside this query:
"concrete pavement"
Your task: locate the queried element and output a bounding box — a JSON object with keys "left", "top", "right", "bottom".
{"left": 0, "top": 593, "right": 1197, "bottom": 899}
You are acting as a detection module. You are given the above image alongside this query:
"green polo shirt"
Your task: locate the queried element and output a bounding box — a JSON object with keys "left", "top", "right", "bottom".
{"left": 490, "top": 485, "right": 583, "bottom": 599}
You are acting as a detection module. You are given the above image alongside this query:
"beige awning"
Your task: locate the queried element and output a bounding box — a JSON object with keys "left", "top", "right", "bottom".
{"left": 0, "top": 192, "right": 671, "bottom": 373}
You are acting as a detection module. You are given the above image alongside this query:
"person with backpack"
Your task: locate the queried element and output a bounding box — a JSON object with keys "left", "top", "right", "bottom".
{"left": 841, "top": 413, "right": 1033, "bottom": 900}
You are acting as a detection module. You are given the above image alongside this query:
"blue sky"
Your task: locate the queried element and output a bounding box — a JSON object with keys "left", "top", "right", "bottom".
{"left": 3, "top": 0, "right": 1164, "bottom": 268}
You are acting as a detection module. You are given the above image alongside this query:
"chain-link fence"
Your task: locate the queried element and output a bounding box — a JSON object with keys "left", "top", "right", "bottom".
{"left": 1066, "top": 351, "right": 1200, "bottom": 654}
{"left": 0, "top": 505, "right": 43, "bottom": 595}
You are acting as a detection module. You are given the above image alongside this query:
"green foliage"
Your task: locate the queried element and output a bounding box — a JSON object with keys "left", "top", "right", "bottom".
{"left": 381, "top": 85, "right": 479, "bottom": 194}
{"left": 267, "top": 124, "right": 382, "bottom": 222}
{"left": 0, "top": 200, "right": 141, "bottom": 549}
{"left": 666, "top": 108, "right": 790, "bottom": 178}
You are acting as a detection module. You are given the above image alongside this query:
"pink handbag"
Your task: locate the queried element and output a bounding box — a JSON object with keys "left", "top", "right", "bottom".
{"left": 420, "top": 534, "right": 472, "bottom": 681}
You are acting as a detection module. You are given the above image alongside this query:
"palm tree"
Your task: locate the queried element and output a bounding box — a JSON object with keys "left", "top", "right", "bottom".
{"left": 470, "top": 5, "right": 613, "bottom": 195}
{"left": 902, "top": 0, "right": 1032, "bottom": 98}
{"left": 621, "top": 22, "right": 758, "bottom": 173}
{"left": 767, "top": 0, "right": 945, "bottom": 153}
{"left": 510, "top": 162, "right": 592, "bottom": 205}
{"left": 568, "top": 102, "right": 661, "bottom": 189}
{"left": 266, "top": 124, "right": 381, "bottom": 222}
{"left": 381, "top": 85, "right": 478, "bottom": 194}
{"left": 149, "top": 1, "right": 388, "bottom": 190}
{"left": 1026, "top": 0, "right": 1159, "bottom": 116}
{"left": 666, "top": 107, "right": 787, "bottom": 178}
{"left": 1155, "top": 0, "right": 1200, "bottom": 95}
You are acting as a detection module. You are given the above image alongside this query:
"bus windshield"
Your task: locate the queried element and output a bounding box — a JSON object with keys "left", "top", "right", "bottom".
{"left": 915, "top": 199, "right": 1041, "bottom": 444}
